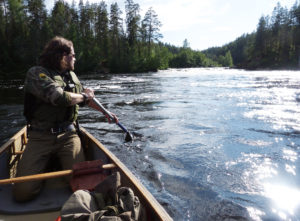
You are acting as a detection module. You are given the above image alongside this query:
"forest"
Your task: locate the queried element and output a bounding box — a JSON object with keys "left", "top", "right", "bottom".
{"left": 1, "top": 0, "right": 299, "bottom": 78}
{"left": 0, "top": 0, "right": 219, "bottom": 78}
{"left": 204, "top": 1, "right": 300, "bottom": 69}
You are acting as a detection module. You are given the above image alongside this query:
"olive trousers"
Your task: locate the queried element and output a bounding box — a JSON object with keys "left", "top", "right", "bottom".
{"left": 12, "top": 130, "right": 85, "bottom": 202}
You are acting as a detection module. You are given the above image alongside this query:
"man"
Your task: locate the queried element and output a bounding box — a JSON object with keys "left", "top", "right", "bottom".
{"left": 13, "top": 36, "right": 115, "bottom": 202}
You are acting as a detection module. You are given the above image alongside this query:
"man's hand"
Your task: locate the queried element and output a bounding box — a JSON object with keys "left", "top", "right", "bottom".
{"left": 87, "top": 98, "right": 119, "bottom": 124}
{"left": 82, "top": 88, "right": 95, "bottom": 103}
{"left": 105, "top": 112, "right": 119, "bottom": 124}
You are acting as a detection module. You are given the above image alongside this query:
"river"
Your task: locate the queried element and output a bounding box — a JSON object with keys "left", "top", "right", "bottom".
{"left": 1, "top": 68, "right": 300, "bottom": 221}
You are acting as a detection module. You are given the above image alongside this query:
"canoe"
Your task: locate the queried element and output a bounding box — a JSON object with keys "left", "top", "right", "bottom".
{"left": 0, "top": 126, "right": 173, "bottom": 221}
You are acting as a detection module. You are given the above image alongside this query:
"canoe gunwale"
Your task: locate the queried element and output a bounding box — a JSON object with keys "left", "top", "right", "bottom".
{"left": 0, "top": 126, "right": 27, "bottom": 156}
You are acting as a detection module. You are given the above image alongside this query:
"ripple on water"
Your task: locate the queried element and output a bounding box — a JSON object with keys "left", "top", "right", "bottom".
{"left": 2, "top": 69, "right": 300, "bottom": 221}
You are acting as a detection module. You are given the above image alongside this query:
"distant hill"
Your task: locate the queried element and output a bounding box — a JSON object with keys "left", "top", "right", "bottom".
{"left": 202, "top": 1, "right": 300, "bottom": 70}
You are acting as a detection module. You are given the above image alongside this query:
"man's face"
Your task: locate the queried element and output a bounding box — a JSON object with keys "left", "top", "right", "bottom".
{"left": 61, "top": 47, "right": 76, "bottom": 71}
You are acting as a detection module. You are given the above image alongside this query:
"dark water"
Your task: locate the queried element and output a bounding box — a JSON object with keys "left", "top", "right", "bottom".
{"left": 1, "top": 68, "right": 300, "bottom": 221}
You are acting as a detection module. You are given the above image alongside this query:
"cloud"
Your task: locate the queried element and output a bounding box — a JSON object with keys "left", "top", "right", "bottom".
{"left": 140, "top": 0, "right": 217, "bottom": 32}
{"left": 145, "top": 0, "right": 234, "bottom": 33}
{"left": 211, "top": 26, "right": 233, "bottom": 32}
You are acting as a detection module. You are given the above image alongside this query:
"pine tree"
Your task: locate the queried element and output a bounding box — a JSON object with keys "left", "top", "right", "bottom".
{"left": 95, "top": 1, "right": 109, "bottom": 60}
{"left": 183, "top": 39, "right": 190, "bottom": 48}
{"left": 125, "top": 0, "right": 140, "bottom": 47}
{"left": 77, "top": 1, "right": 98, "bottom": 72}
{"left": 66, "top": 0, "right": 80, "bottom": 42}
{"left": 50, "top": 0, "right": 70, "bottom": 36}
{"left": 224, "top": 51, "right": 233, "bottom": 67}
{"left": 6, "top": 0, "right": 28, "bottom": 69}
{"left": 109, "top": 2, "right": 124, "bottom": 72}
{"left": 0, "top": 0, "right": 7, "bottom": 67}
{"left": 291, "top": 2, "right": 300, "bottom": 66}
{"left": 27, "top": 0, "right": 48, "bottom": 64}
{"left": 79, "top": 0, "right": 93, "bottom": 39}
{"left": 142, "top": 7, "right": 162, "bottom": 54}
{"left": 125, "top": 0, "right": 141, "bottom": 72}
{"left": 255, "top": 16, "right": 268, "bottom": 57}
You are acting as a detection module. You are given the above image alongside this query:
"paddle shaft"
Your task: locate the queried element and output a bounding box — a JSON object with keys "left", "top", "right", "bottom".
{"left": 92, "top": 98, "right": 130, "bottom": 134}
{"left": 0, "top": 163, "right": 116, "bottom": 185}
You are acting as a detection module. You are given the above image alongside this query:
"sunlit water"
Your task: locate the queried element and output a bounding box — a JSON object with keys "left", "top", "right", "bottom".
{"left": 1, "top": 68, "right": 300, "bottom": 221}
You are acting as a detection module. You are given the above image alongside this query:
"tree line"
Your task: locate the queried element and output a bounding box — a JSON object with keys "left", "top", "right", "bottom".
{"left": 0, "top": 0, "right": 221, "bottom": 78}
{"left": 203, "top": 1, "right": 300, "bottom": 69}
{"left": 3, "top": 0, "right": 293, "bottom": 77}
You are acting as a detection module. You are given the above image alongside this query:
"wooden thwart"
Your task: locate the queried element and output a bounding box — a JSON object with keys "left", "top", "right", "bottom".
{"left": 0, "top": 163, "right": 116, "bottom": 185}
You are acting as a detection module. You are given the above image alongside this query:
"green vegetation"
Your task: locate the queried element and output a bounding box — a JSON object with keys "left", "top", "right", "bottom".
{"left": 1, "top": 0, "right": 298, "bottom": 77}
{"left": 203, "top": 1, "right": 300, "bottom": 69}
{"left": 0, "top": 0, "right": 216, "bottom": 77}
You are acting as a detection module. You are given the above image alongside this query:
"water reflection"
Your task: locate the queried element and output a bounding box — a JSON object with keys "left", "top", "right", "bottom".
{"left": 247, "top": 207, "right": 265, "bottom": 221}
{"left": 283, "top": 148, "right": 298, "bottom": 162}
{"left": 263, "top": 183, "right": 300, "bottom": 218}
{"left": 285, "top": 164, "right": 296, "bottom": 176}
{"left": 241, "top": 153, "right": 278, "bottom": 182}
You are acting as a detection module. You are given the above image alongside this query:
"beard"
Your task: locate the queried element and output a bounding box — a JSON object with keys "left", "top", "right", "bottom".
{"left": 61, "top": 58, "right": 74, "bottom": 71}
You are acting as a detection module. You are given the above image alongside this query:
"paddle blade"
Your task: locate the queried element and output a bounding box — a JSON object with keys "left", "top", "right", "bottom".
{"left": 125, "top": 132, "right": 134, "bottom": 142}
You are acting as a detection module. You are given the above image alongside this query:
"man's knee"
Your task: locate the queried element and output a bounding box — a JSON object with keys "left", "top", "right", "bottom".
{"left": 13, "top": 181, "right": 42, "bottom": 202}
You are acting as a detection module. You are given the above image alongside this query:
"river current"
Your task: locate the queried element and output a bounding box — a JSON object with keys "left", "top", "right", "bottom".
{"left": 1, "top": 68, "right": 300, "bottom": 221}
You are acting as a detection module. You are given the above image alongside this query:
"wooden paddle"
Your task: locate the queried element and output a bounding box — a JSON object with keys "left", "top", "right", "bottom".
{"left": 89, "top": 98, "right": 134, "bottom": 142}
{"left": 0, "top": 163, "right": 116, "bottom": 185}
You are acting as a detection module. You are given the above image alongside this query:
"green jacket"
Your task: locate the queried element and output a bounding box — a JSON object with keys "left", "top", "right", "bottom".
{"left": 24, "top": 66, "right": 83, "bottom": 130}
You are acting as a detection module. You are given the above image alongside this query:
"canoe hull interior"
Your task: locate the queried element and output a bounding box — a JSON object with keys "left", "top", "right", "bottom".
{"left": 0, "top": 126, "right": 173, "bottom": 221}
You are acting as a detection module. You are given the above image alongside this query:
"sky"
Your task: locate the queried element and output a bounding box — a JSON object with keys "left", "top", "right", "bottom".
{"left": 45, "top": 0, "right": 297, "bottom": 50}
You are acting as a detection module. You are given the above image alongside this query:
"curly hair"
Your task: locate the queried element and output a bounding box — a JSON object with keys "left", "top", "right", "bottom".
{"left": 39, "top": 36, "right": 73, "bottom": 70}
